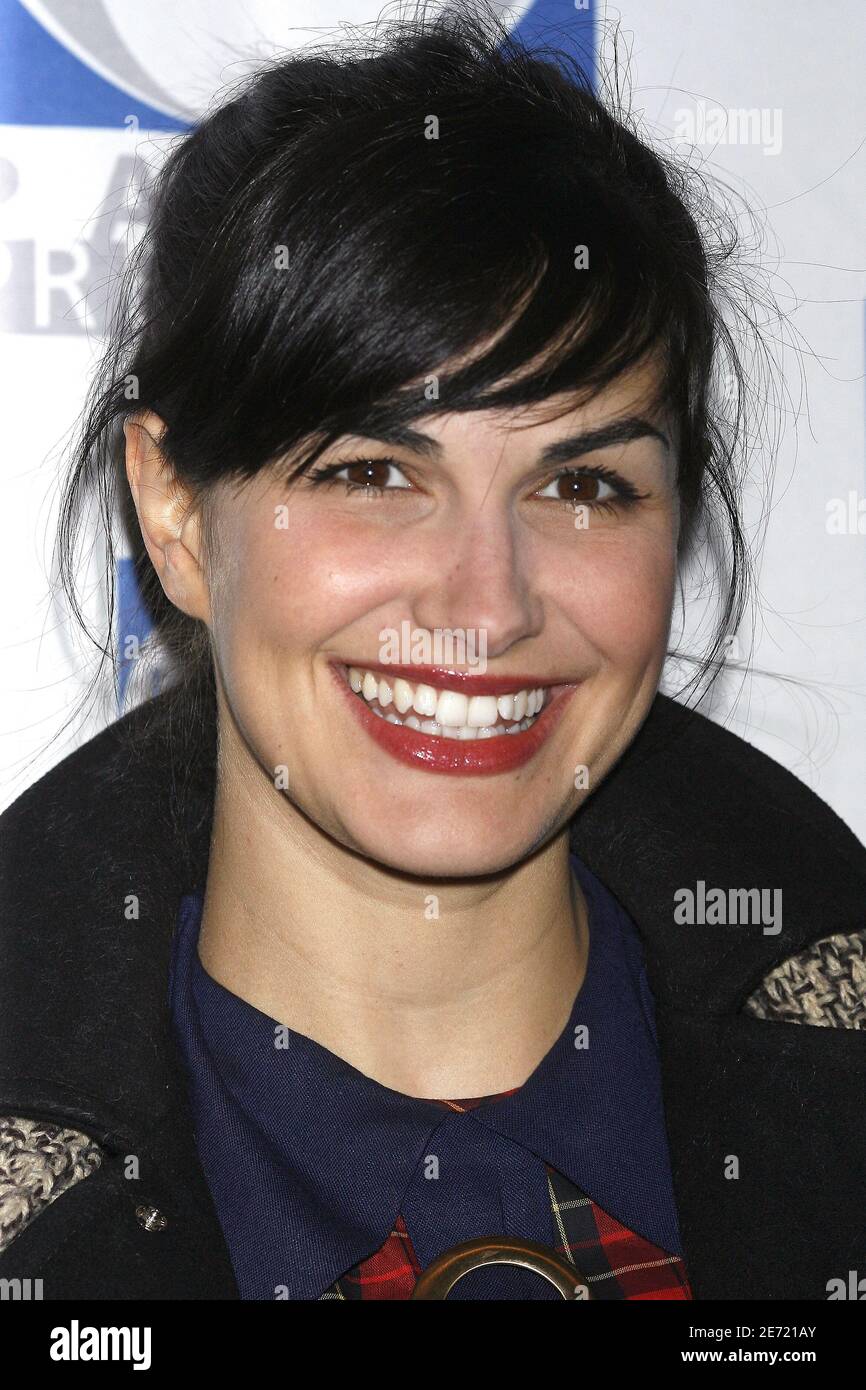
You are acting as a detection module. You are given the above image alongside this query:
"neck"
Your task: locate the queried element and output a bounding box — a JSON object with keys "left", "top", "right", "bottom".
{"left": 197, "top": 732, "right": 589, "bottom": 1099}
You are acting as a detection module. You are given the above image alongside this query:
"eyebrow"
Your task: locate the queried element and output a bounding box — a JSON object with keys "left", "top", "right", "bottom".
{"left": 341, "top": 415, "right": 670, "bottom": 465}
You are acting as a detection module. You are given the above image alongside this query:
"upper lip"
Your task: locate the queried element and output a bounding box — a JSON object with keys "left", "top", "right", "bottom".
{"left": 333, "top": 660, "right": 573, "bottom": 696}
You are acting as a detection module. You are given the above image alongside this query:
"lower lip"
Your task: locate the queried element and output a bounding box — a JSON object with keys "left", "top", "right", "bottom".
{"left": 329, "top": 663, "right": 576, "bottom": 776}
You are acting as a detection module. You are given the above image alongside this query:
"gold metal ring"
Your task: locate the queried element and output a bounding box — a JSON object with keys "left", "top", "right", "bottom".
{"left": 411, "top": 1235, "right": 592, "bottom": 1300}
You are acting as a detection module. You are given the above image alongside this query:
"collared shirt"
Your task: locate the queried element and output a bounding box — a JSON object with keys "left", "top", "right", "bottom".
{"left": 168, "top": 853, "right": 691, "bottom": 1300}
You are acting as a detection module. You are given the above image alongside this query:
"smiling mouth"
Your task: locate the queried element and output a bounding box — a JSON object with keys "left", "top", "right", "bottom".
{"left": 344, "top": 665, "right": 547, "bottom": 740}
{"left": 329, "top": 659, "right": 575, "bottom": 777}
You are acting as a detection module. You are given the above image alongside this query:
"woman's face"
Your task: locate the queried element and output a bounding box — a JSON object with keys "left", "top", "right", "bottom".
{"left": 201, "top": 357, "right": 680, "bottom": 877}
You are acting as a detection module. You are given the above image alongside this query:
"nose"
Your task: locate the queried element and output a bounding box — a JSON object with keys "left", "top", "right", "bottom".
{"left": 410, "top": 508, "right": 544, "bottom": 659}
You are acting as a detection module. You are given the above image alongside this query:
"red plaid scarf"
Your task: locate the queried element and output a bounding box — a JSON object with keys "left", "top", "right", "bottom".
{"left": 321, "top": 1092, "right": 693, "bottom": 1300}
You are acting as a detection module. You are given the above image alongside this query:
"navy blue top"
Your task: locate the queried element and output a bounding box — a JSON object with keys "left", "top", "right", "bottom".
{"left": 168, "top": 853, "right": 683, "bottom": 1300}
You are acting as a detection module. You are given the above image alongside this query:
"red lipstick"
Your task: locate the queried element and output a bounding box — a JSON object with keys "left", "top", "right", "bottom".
{"left": 329, "top": 662, "right": 575, "bottom": 777}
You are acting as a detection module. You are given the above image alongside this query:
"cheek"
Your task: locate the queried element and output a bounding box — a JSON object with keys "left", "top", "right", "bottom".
{"left": 217, "top": 507, "right": 393, "bottom": 658}
{"left": 554, "top": 527, "right": 676, "bottom": 668}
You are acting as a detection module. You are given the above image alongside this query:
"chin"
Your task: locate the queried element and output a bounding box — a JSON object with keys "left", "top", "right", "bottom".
{"left": 337, "top": 810, "right": 567, "bottom": 882}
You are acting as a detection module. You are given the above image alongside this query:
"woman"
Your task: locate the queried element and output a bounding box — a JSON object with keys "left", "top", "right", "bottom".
{"left": 1, "top": 7, "right": 864, "bottom": 1302}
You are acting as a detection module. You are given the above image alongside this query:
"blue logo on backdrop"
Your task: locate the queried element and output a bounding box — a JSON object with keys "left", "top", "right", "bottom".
{"left": 2, "top": 0, "right": 593, "bottom": 127}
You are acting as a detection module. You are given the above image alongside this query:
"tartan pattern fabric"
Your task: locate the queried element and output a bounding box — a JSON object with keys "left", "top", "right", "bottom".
{"left": 323, "top": 1092, "right": 693, "bottom": 1301}
{"left": 546, "top": 1166, "right": 692, "bottom": 1300}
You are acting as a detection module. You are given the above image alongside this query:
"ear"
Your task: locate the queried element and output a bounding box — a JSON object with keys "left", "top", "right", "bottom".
{"left": 124, "top": 410, "right": 212, "bottom": 625}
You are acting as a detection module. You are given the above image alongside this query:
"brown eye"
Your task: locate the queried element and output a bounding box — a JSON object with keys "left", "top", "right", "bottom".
{"left": 563, "top": 474, "right": 600, "bottom": 502}
{"left": 329, "top": 457, "right": 412, "bottom": 491}
{"left": 538, "top": 472, "right": 607, "bottom": 503}
{"left": 343, "top": 458, "right": 393, "bottom": 488}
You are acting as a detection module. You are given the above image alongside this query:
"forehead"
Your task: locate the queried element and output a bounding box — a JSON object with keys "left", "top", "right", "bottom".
{"left": 357, "top": 351, "right": 674, "bottom": 452}
{"left": 451, "top": 353, "right": 669, "bottom": 435}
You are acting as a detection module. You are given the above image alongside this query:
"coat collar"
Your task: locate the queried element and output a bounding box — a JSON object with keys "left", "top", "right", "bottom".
{"left": 1, "top": 688, "right": 864, "bottom": 1298}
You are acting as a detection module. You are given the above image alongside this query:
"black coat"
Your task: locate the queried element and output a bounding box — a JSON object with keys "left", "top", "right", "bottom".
{"left": 1, "top": 690, "right": 864, "bottom": 1300}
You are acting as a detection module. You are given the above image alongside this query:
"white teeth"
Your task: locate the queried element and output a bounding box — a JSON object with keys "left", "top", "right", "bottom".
{"left": 435, "top": 689, "right": 468, "bottom": 726}
{"left": 393, "top": 678, "right": 414, "bottom": 713}
{"left": 344, "top": 665, "right": 549, "bottom": 742}
{"left": 412, "top": 683, "right": 438, "bottom": 718}
{"left": 467, "top": 695, "right": 498, "bottom": 728}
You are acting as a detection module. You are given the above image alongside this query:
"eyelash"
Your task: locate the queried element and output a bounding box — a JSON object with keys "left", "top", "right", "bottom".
{"left": 301, "top": 455, "right": 650, "bottom": 515}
